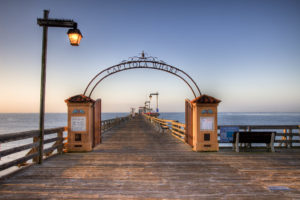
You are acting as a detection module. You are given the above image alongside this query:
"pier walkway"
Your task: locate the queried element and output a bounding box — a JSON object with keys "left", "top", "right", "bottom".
{"left": 1, "top": 116, "right": 300, "bottom": 199}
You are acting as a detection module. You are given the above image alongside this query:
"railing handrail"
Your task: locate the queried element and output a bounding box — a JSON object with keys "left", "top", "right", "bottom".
{"left": 218, "top": 125, "right": 299, "bottom": 129}
{"left": 0, "top": 127, "right": 65, "bottom": 143}
{"left": 143, "top": 114, "right": 300, "bottom": 146}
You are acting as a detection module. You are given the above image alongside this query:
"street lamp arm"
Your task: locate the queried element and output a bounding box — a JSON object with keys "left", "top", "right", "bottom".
{"left": 37, "top": 19, "right": 77, "bottom": 28}
{"left": 149, "top": 92, "right": 159, "bottom": 96}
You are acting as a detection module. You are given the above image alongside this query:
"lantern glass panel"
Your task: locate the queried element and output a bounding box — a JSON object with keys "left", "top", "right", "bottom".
{"left": 68, "top": 33, "right": 82, "bottom": 46}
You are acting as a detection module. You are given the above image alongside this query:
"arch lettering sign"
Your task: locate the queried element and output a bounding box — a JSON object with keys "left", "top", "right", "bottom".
{"left": 84, "top": 52, "right": 201, "bottom": 98}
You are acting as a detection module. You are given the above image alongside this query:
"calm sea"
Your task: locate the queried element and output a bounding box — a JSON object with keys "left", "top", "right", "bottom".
{"left": 1, "top": 112, "right": 300, "bottom": 134}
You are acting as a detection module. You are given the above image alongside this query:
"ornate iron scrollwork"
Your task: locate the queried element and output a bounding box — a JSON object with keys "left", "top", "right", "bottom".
{"left": 84, "top": 52, "right": 201, "bottom": 98}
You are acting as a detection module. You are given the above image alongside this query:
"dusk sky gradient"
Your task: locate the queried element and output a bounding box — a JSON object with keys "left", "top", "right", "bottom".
{"left": 0, "top": 0, "right": 299, "bottom": 113}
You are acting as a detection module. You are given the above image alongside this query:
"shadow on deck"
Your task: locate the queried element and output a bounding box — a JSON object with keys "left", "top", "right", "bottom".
{"left": 0, "top": 116, "right": 300, "bottom": 199}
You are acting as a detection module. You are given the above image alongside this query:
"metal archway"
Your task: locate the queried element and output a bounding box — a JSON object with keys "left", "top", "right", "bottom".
{"left": 83, "top": 52, "right": 201, "bottom": 98}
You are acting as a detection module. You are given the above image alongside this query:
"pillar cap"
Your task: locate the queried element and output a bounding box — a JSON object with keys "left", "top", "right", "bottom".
{"left": 65, "top": 94, "right": 95, "bottom": 103}
{"left": 191, "top": 94, "right": 221, "bottom": 104}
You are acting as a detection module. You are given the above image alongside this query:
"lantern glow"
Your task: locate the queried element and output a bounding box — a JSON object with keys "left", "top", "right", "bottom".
{"left": 67, "top": 28, "right": 83, "bottom": 46}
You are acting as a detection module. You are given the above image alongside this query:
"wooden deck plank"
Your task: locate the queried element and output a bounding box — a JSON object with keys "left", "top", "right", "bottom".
{"left": 1, "top": 116, "right": 300, "bottom": 199}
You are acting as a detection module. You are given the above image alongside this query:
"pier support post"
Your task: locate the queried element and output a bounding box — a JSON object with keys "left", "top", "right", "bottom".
{"left": 190, "top": 95, "right": 221, "bottom": 152}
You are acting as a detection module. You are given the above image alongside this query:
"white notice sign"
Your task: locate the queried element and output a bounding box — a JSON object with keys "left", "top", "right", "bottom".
{"left": 71, "top": 116, "right": 86, "bottom": 131}
{"left": 200, "top": 117, "right": 214, "bottom": 130}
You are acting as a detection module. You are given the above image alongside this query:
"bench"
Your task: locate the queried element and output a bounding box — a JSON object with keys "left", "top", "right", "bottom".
{"left": 233, "top": 131, "right": 275, "bottom": 152}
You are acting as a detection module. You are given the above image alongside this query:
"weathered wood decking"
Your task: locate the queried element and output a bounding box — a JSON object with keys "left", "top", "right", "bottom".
{"left": 1, "top": 116, "right": 300, "bottom": 199}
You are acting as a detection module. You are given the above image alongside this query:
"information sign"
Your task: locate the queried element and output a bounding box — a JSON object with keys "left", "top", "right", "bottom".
{"left": 71, "top": 116, "right": 86, "bottom": 132}
{"left": 220, "top": 127, "right": 239, "bottom": 142}
{"left": 200, "top": 117, "right": 214, "bottom": 130}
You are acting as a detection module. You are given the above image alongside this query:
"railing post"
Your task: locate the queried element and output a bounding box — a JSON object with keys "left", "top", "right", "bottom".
{"left": 283, "top": 129, "right": 287, "bottom": 148}
{"left": 270, "top": 132, "right": 275, "bottom": 152}
{"left": 57, "top": 129, "right": 63, "bottom": 154}
{"left": 246, "top": 126, "right": 251, "bottom": 148}
{"left": 288, "top": 128, "right": 292, "bottom": 148}
{"left": 235, "top": 132, "right": 240, "bottom": 152}
{"left": 173, "top": 120, "right": 178, "bottom": 132}
{"left": 32, "top": 136, "right": 39, "bottom": 163}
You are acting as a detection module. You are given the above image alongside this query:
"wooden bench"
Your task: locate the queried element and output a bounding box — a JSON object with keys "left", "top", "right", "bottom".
{"left": 233, "top": 132, "right": 275, "bottom": 152}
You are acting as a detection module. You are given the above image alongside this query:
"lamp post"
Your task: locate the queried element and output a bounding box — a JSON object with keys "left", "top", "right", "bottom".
{"left": 37, "top": 10, "right": 83, "bottom": 164}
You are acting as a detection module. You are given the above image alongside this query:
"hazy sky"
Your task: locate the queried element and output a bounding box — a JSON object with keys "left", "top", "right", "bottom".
{"left": 0, "top": 0, "right": 299, "bottom": 113}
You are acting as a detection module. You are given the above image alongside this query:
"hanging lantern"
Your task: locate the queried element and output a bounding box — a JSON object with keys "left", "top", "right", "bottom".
{"left": 67, "top": 28, "right": 83, "bottom": 46}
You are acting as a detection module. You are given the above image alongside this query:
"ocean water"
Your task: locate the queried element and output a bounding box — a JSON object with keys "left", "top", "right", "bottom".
{"left": 159, "top": 112, "right": 300, "bottom": 125}
{"left": 0, "top": 112, "right": 300, "bottom": 134}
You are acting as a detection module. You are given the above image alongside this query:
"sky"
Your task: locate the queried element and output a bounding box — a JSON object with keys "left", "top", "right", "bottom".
{"left": 0, "top": 0, "right": 299, "bottom": 113}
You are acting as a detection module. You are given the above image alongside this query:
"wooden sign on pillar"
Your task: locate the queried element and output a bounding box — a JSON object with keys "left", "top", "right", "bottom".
{"left": 185, "top": 99, "right": 193, "bottom": 146}
{"left": 93, "top": 99, "right": 101, "bottom": 147}
{"left": 65, "top": 95, "right": 95, "bottom": 152}
{"left": 190, "top": 94, "right": 221, "bottom": 152}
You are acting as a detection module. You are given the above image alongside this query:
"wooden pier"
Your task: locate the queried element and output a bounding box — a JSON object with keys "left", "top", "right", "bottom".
{"left": 1, "top": 116, "right": 300, "bottom": 199}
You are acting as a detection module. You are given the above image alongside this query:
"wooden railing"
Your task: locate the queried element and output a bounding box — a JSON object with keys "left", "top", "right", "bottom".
{"left": 143, "top": 114, "right": 186, "bottom": 142}
{"left": 101, "top": 116, "right": 131, "bottom": 133}
{"left": 0, "top": 127, "right": 66, "bottom": 172}
{"left": 218, "top": 125, "right": 300, "bottom": 147}
{"left": 144, "top": 114, "right": 300, "bottom": 147}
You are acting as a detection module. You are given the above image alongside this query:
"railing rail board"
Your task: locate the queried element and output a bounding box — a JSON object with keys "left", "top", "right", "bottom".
{"left": 218, "top": 125, "right": 299, "bottom": 129}
{"left": 0, "top": 152, "right": 39, "bottom": 171}
{"left": 171, "top": 126, "right": 185, "bottom": 133}
{"left": 44, "top": 143, "right": 63, "bottom": 155}
{"left": 44, "top": 137, "right": 63, "bottom": 145}
{"left": 172, "top": 121, "right": 185, "bottom": 128}
{"left": 0, "top": 142, "right": 39, "bottom": 157}
{"left": 217, "top": 133, "right": 299, "bottom": 136}
{"left": 0, "top": 127, "right": 66, "bottom": 143}
{"left": 44, "top": 127, "right": 65, "bottom": 135}
{"left": 275, "top": 140, "right": 300, "bottom": 143}
{"left": 171, "top": 130, "right": 185, "bottom": 137}
{"left": 0, "top": 131, "right": 39, "bottom": 143}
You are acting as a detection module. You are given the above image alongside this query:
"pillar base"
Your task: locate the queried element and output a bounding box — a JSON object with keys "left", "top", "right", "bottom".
{"left": 193, "top": 143, "right": 219, "bottom": 152}
{"left": 67, "top": 142, "right": 92, "bottom": 152}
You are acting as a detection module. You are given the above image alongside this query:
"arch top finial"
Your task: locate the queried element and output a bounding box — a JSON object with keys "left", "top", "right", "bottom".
{"left": 128, "top": 51, "right": 157, "bottom": 62}
{"left": 141, "top": 51, "right": 145, "bottom": 59}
